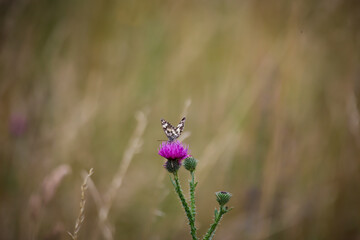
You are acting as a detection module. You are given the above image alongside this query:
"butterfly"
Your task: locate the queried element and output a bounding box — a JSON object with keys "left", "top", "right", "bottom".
{"left": 160, "top": 117, "right": 186, "bottom": 142}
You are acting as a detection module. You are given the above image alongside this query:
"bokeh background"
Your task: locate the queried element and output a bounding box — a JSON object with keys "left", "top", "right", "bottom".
{"left": 1, "top": 0, "right": 360, "bottom": 239}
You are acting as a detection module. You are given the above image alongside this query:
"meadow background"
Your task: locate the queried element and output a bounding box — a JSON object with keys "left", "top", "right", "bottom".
{"left": 1, "top": 0, "right": 360, "bottom": 239}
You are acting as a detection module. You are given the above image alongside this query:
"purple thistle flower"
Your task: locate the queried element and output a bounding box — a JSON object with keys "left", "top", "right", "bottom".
{"left": 158, "top": 141, "right": 190, "bottom": 173}
{"left": 158, "top": 141, "right": 189, "bottom": 162}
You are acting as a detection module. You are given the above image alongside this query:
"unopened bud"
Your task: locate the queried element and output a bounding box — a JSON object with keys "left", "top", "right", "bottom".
{"left": 184, "top": 157, "right": 198, "bottom": 172}
{"left": 215, "top": 191, "right": 232, "bottom": 206}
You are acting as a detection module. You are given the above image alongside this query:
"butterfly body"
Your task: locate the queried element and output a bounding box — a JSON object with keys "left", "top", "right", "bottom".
{"left": 161, "top": 117, "right": 186, "bottom": 142}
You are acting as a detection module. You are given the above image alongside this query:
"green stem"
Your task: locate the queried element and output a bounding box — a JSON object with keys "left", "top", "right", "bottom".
{"left": 172, "top": 172, "right": 198, "bottom": 240}
{"left": 190, "top": 171, "right": 197, "bottom": 220}
{"left": 202, "top": 206, "right": 226, "bottom": 240}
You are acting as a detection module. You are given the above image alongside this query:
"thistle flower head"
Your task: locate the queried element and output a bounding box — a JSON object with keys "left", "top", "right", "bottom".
{"left": 215, "top": 191, "right": 232, "bottom": 206}
{"left": 158, "top": 141, "right": 189, "bottom": 161}
{"left": 159, "top": 141, "right": 189, "bottom": 173}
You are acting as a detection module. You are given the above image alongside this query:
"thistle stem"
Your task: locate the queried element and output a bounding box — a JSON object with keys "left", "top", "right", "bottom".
{"left": 172, "top": 172, "right": 198, "bottom": 240}
{"left": 190, "top": 171, "right": 197, "bottom": 220}
{"left": 202, "top": 206, "right": 227, "bottom": 240}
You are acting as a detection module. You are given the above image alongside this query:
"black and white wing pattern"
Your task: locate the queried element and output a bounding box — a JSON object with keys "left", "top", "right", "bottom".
{"left": 161, "top": 117, "right": 186, "bottom": 142}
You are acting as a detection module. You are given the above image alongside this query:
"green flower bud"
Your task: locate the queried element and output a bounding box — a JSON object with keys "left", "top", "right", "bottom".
{"left": 164, "top": 160, "right": 181, "bottom": 173}
{"left": 215, "top": 191, "right": 232, "bottom": 206}
{"left": 183, "top": 157, "right": 198, "bottom": 172}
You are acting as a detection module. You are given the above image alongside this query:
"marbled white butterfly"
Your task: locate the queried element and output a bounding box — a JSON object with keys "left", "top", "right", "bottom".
{"left": 161, "top": 117, "right": 186, "bottom": 142}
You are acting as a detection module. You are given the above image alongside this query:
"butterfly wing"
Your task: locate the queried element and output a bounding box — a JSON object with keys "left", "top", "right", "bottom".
{"left": 175, "top": 117, "right": 186, "bottom": 136}
{"left": 161, "top": 118, "right": 176, "bottom": 141}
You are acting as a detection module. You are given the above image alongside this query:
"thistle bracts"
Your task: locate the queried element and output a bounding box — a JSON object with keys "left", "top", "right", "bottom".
{"left": 164, "top": 159, "right": 182, "bottom": 173}
{"left": 215, "top": 191, "right": 232, "bottom": 206}
{"left": 184, "top": 156, "right": 198, "bottom": 172}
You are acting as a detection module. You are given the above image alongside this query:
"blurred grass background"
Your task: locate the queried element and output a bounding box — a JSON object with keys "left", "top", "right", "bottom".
{"left": 1, "top": 0, "right": 360, "bottom": 239}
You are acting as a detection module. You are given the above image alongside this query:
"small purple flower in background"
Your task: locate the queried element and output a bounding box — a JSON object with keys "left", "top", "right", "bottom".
{"left": 9, "top": 113, "right": 27, "bottom": 137}
{"left": 158, "top": 141, "right": 189, "bottom": 173}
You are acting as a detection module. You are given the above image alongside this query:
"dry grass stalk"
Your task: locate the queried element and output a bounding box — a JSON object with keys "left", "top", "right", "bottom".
{"left": 69, "top": 168, "right": 94, "bottom": 240}
{"left": 86, "top": 111, "right": 148, "bottom": 240}
{"left": 41, "top": 165, "right": 72, "bottom": 204}
{"left": 27, "top": 165, "right": 71, "bottom": 240}
{"left": 104, "top": 111, "right": 147, "bottom": 209}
